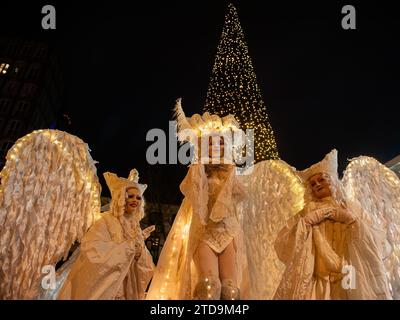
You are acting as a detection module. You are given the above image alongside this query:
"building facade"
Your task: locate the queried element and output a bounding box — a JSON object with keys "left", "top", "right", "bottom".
{"left": 0, "top": 38, "right": 64, "bottom": 168}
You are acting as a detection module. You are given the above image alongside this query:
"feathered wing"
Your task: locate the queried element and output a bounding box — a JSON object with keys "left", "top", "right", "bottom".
{"left": 173, "top": 98, "right": 193, "bottom": 143}
{"left": 237, "top": 160, "right": 305, "bottom": 299}
{"left": 343, "top": 156, "right": 400, "bottom": 299}
{"left": 0, "top": 129, "right": 101, "bottom": 299}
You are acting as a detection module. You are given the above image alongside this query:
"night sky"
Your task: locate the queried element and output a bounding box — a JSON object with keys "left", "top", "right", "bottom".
{"left": 1, "top": 1, "right": 400, "bottom": 204}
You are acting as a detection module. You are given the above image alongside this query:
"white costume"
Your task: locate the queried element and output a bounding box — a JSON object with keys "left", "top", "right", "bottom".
{"left": 147, "top": 99, "right": 249, "bottom": 299}
{"left": 58, "top": 170, "right": 155, "bottom": 300}
{"left": 237, "top": 149, "right": 400, "bottom": 299}
{"left": 273, "top": 150, "right": 393, "bottom": 299}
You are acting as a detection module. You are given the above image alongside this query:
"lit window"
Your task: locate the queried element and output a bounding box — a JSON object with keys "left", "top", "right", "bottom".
{"left": 0, "top": 63, "right": 10, "bottom": 74}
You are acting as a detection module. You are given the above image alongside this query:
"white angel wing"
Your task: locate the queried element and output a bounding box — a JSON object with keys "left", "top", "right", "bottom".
{"left": 0, "top": 129, "right": 101, "bottom": 299}
{"left": 237, "top": 160, "right": 304, "bottom": 299}
{"left": 343, "top": 156, "right": 400, "bottom": 299}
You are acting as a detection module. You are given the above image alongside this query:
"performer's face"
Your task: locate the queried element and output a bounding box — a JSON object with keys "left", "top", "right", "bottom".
{"left": 208, "top": 135, "right": 225, "bottom": 162}
{"left": 125, "top": 187, "right": 142, "bottom": 215}
{"left": 308, "top": 173, "right": 332, "bottom": 199}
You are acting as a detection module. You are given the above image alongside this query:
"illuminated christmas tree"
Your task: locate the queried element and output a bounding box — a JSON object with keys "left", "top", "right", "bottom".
{"left": 203, "top": 3, "right": 279, "bottom": 162}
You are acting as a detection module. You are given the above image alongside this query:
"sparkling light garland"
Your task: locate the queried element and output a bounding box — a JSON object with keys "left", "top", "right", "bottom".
{"left": 148, "top": 209, "right": 192, "bottom": 300}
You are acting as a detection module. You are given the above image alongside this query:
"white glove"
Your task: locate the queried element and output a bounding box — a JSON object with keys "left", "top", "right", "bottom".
{"left": 142, "top": 225, "right": 156, "bottom": 240}
{"left": 328, "top": 207, "right": 355, "bottom": 224}
{"left": 303, "top": 207, "right": 334, "bottom": 226}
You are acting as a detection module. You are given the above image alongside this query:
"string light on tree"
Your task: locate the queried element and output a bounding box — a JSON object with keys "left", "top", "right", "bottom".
{"left": 203, "top": 3, "right": 279, "bottom": 162}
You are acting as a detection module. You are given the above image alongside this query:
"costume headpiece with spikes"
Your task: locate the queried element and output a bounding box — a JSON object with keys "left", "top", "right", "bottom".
{"left": 173, "top": 98, "right": 245, "bottom": 165}
{"left": 103, "top": 169, "right": 147, "bottom": 217}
